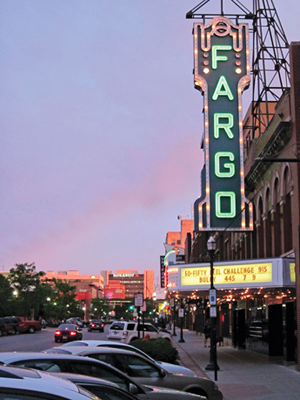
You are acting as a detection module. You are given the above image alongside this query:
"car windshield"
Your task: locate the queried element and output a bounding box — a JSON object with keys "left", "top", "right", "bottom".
{"left": 63, "top": 342, "right": 88, "bottom": 347}
{"left": 57, "top": 324, "right": 77, "bottom": 330}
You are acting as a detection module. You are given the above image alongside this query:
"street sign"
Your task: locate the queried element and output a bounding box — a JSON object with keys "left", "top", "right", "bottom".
{"left": 178, "top": 308, "right": 184, "bottom": 318}
{"left": 134, "top": 292, "right": 143, "bottom": 307}
{"left": 176, "top": 254, "right": 185, "bottom": 263}
{"left": 209, "top": 288, "right": 217, "bottom": 305}
{"left": 210, "top": 306, "right": 217, "bottom": 318}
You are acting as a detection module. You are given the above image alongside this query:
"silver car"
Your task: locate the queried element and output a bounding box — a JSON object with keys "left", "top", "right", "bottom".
{"left": 0, "top": 364, "right": 96, "bottom": 400}
{"left": 45, "top": 339, "right": 197, "bottom": 376}
{"left": 0, "top": 352, "right": 215, "bottom": 400}
{"left": 46, "top": 347, "right": 223, "bottom": 400}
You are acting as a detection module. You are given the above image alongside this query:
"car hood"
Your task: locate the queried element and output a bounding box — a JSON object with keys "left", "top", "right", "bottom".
{"left": 142, "top": 385, "right": 206, "bottom": 400}
{"left": 156, "top": 361, "right": 197, "bottom": 377}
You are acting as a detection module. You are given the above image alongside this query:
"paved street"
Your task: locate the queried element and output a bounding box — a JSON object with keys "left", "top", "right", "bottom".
{"left": 172, "top": 328, "right": 300, "bottom": 400}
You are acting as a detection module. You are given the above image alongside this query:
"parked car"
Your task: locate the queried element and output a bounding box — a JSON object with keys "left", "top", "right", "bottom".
{"left": 52, "top": 372, "right": 206, "bottom": 400}
{"left": 107, "top": 321, "right": 171, "bottom": 343}
{"left": 45, "top": 339, "right": 196, "bottom": 376}
{"left": 44, "top": 347, "right": 222, "bottom": 400}
{"left": 66, "top": 318, "right": 84, "bottom": 328}
{"left": 0, "top": 353, "right": 217, "bottom": 400}
{"left": 0, "top": 318, "right": 15, "bottom": 336}
{"left": 88, "top": 319, "right": 105, "bottom": 332}
{"left": 0, "top": 364, "right": 97, "bottom": 400}
{"left": 54, "top": 323, "right": 83, "bottom": 342}
{"left": 3, "top": 317, "right": 19, "bottom": 334}
{"left": 12, "top": 316, "right": 41, "bottom": 333}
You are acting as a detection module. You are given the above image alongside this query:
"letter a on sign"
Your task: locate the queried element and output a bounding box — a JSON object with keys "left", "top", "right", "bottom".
{"left": 193, "top": 16, "right": 253, "bottom": 231}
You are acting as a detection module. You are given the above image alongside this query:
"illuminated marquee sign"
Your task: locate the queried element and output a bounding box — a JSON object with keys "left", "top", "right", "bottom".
{"left": 193, "top": 17, "right": 253, "bottom": 231}
{"left": 181, "top": 263, "right": 272, "bottom": 286}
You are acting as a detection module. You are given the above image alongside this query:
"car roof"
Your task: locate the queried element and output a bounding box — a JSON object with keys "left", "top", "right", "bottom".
{"left": 0, "top": 365, "right": 91, "bottom": 397}
{"left": 62, "top": 346, "right": 154, "bottom": 358}
{"left": 0, "top": 351, "right": 146, "bottom": 389}
{"left": 61, "top": 340, "right": 142, "bottom": 348}
{"left": 0, "top": 351, "right": 119, "bottom": 364}
{"left": 51, "top": 372, "right": 120, "bottom": 387}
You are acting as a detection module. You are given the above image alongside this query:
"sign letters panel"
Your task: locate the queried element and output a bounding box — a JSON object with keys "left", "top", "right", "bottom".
{"left": 193, "top": 17, "right": 253, "bottom": 231}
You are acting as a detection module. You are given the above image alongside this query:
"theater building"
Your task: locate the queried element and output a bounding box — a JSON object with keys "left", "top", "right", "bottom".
{"left": 165, "top": 12, "right": 300, "bottom": 364}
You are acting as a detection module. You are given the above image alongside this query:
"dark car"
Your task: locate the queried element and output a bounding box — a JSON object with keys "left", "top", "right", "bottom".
{"left": 52, "top": 372, "right": 206, "bottom": 400}
{"left": 54, "top": 323, "right": 83, "bottom": 342}
{"left": 0, "top": 318, "right": 15, "bottom": 336}
{"left": 3, "top": 317, "right": 19, "bottom": 334}
{"left": 88, "top": 319, "right": 105, "bottom": 332}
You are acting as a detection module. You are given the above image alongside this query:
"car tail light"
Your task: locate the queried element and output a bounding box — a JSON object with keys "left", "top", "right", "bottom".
{"left": 122, "top": 331, "right": 128, "bottom": 337}
{"left": 54, "top": 331, "right": 61, "bottom": 336}
{"left": 91, "top": 323, "right": 95, "bottom": 328}
{"left": 101, "top": 324, "right": 104, "bottom": 328}
{"left": 70, "top": 331, "right": 77, "bottom": 336}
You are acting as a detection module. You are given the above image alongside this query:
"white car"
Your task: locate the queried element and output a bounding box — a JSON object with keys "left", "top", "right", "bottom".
{"left": 0, "top": 364, "right": 98, "bottom": 400}
{"left": 107, "top": 321, "right": 171, "bottom": 343}
{"left": 49, "top": 339, "right": 197, "bottom": 376}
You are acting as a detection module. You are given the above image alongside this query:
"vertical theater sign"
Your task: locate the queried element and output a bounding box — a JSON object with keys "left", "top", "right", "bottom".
{"left": 193, "top": 17, "right": 253, "bottom": 231}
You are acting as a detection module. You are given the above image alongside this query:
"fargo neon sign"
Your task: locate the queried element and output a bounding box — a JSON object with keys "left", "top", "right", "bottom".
{"left": 193, "top": 17, "right": 253, "bottom": 231}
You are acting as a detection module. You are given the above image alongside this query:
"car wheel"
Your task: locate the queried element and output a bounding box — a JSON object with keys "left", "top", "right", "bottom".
{"left": 2, "top": 330, "right": 8, "bottom": 336}
{"left": 130, "top": 337, "right": 138, "bottom": 343}
{"left": 11, "top": 329, "right": 16, "bottom": 335}
{"left": 15, "top": 329, "right": 20, "bottom": 335}
{"left": 28, "top": 326, "right": 36, "bottom": 334}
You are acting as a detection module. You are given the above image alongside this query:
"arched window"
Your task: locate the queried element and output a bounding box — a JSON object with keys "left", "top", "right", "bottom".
{"left": 273, "top": 178, "right": 282, "bottom": 256}
{"left": 282, "top": 167, "right": 292, "bottom": 253}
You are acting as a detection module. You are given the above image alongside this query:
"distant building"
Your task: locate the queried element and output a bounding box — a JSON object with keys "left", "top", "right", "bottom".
{"left": 43, "top": 268, "right": 155, "bottom": 302}
{"left": 107, "top": 269, "right": 154, "bottom": 300}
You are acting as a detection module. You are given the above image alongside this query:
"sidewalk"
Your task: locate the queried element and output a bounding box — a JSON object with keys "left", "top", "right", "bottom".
{"left": 171, "top": 328, "right": 300, "bottom": 400}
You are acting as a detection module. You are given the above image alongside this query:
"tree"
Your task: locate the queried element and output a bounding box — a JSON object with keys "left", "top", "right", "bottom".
{"left": 90, "top": 298, "right": 111, "bottom": 319}
{"left": 8, "top": 263, "right": 46, "bottom": 318}
{"left": 0, "top": 274, "right": 14, "bottom": 316}
{"left": 48, "top": 278, "right": 82, "bottom": 321}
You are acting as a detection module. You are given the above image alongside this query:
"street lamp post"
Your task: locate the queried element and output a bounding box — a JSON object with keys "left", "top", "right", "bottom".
{"left": 205, "top": 236, "right": 219, "bottom": 380}
{"left": 178, "top": 300, "right": 185, "bottom": 343}
{"left": 170, "top": 297, "right": 177, "bottom": 336}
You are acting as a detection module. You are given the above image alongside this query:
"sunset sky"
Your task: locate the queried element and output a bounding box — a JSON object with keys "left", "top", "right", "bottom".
{"left": 0, "top": 1, "right": 298, "bottom": 285}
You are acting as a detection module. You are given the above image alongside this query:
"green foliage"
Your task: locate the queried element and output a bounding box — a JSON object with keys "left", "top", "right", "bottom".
{"left": 0, "top": 274, "right": 14, "bottom": 316}
{"left": 131, "top": 338, "right": 179, "bottom": 364}
{"left": 8, "top": 263, "right": 46, "bottom": 318}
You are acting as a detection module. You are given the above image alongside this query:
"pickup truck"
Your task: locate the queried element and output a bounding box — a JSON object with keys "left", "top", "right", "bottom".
{"left": 14, "top": 317, "right": 41, "bottom": 334}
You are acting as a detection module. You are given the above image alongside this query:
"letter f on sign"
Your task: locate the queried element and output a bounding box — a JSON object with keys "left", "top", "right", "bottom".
{"left": 212, "top": 45, "right": 232, "bottom": 69}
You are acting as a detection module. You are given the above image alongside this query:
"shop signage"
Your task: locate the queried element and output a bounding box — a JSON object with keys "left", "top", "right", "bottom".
{"left": 193, "top": 16, "right": 253, "bottom": 231}
{"left": 160, "top": 255, "right": 165, "bottom": 288}
{"left": 181, "top": 262, "right": 272, "bottom": 286}
{"left": 290, "top": 262, "right": 295, "bottom": 282}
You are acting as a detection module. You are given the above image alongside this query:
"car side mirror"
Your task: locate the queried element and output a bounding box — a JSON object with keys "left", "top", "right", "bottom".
{"left": 160, "top": 369, "right": 166, "bottom": 377}
{"left": 129, "top": 383, "right": 139, "bottom": 395}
